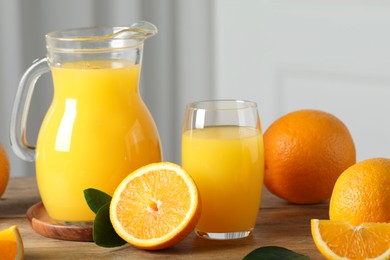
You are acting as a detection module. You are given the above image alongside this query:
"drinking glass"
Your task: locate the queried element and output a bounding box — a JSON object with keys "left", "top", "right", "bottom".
{"left": 182, "top": 99, "right": 264, "bottom": 240}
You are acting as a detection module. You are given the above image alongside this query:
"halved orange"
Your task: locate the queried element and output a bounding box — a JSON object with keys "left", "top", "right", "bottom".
{"left": 109, "top": 162, "right": 201, "bottom": 250}
{"left": 0, "top": 225, "right": 24, "bottom": 259}
{"left": 311, "top": 219, "right": 390, "bottom": 259}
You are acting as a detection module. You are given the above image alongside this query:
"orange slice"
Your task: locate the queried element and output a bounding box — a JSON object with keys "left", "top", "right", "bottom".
{"left": 0, "top": 225, "right": 24, "bottom": 259}
{"left": 110, "top": 162, "right": 201, "bottom": 250}
{"left": 311, "top": 219, "right": 390, "bottom": 259}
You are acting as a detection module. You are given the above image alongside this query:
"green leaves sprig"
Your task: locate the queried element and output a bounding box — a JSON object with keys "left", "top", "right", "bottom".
{"left": 83, "top": 188, "right": 126, "bottom": 247}
{"left": 243, "top": 246, "right": 309, "bottom": 259}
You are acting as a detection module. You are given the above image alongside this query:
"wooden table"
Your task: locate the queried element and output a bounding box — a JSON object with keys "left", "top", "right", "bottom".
{"left": 0, "top": 177, "right": 327, "bottom": 259}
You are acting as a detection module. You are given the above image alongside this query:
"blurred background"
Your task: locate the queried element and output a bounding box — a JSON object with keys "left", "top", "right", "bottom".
{"left": 2, "top": 0, "right": 390, "bottom": 177}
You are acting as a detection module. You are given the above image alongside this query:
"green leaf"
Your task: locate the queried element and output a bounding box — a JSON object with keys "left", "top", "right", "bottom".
{"left": 93, "top": 202, "right": 127, "bottom": 247}
{"left": 84, "top": 188, "right": 112, "bottom": 214}
{"left": 243, "top": 246, "right": 309, "bottom": 260}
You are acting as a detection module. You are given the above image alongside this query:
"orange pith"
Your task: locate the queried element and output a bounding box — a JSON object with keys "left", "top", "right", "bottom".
{"left": 117, "top": 169, "right": 192, "bottom": 239}
{"left": 311, "top": 219, "right": 390, "bottom": 260}
{"left": 110, "top": 162, "right": 201, "bottom": 250}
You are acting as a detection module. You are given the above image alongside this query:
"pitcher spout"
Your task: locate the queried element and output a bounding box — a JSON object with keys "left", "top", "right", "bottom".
{"left": 130, "top": 21, "right": 158, "bottom": 38}
{"left": 110, "top": 21, "right": 157, "bottom": 41}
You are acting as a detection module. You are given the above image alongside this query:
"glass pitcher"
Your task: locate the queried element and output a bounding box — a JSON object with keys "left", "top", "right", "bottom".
{"left": 10, "top": 21, "right": 162, "bottom": 225}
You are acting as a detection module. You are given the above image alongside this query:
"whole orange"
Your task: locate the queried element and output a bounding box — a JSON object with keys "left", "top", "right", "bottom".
{"left": 329, "top": 158, "right": 390, "bottom": 226}
{"left": 0, "top": 143, "right": 10, "bottom": 198}
{"left": 263, "top": 109, "right": 356, "bottom": 204}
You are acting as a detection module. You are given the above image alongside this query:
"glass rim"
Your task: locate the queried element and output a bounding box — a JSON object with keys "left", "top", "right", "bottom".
{"left": 45, "top": 21, "right": 157, "bottom": 53}
{"left": 186, "top": 99, "right": 258, "bottom": 111}
{"left": 46, "top": 26, "right": 151, "bottom": 41}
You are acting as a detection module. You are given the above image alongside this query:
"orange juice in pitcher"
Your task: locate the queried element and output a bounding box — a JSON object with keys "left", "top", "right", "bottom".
{"left": 10, "top": 22, "right": 162, "bottom": 224}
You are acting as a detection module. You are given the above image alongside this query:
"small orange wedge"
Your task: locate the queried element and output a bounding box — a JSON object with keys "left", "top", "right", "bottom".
{"left": 0, "top": 225, "right": 24, "bottom": 259}
{"left": 311, "top": 219, "right": 390, "bottom": 259}
{"left": 110, "top": 162, "right": 201, "bottom": 250}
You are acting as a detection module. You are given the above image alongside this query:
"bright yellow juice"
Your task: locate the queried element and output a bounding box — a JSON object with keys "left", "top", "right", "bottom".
{"left": 36, "top": 60, "right": 161, "bottom": 223}
{"left": 182, "top": 126, "right": 264, "bottom": 232}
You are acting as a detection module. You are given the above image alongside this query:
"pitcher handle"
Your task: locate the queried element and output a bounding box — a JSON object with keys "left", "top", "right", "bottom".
{"left": 10, "top": 57, "right": 50, "bottom": 162}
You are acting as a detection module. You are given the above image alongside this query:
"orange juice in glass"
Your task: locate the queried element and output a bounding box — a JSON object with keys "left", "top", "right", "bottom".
{"left": 182, "top": 100, "right": 264, "bottom": 240}
{"left": 10, "top": 23, "right": 162, "bottom": 225}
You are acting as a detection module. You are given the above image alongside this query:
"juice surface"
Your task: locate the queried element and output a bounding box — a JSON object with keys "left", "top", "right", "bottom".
{"left": 182, "top": 126, "right": 264, "bottom": 232}
{"left": 36, "top": 60, "right": 161, "bottom": 222}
